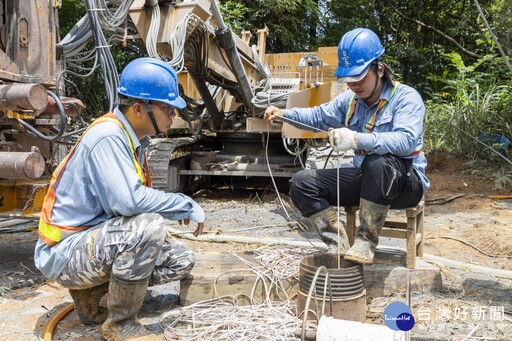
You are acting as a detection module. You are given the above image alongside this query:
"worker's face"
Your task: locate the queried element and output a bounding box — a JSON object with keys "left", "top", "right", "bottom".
{"left": 151, "top": 102, "right": 177, "bottom": 133}
{"left": 346, "top": 67, "right": 378, "bottom": 99}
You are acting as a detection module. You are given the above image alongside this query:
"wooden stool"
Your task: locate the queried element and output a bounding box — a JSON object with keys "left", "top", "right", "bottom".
{"left": 344, "top": 201, "right": 424, "bottom": 269}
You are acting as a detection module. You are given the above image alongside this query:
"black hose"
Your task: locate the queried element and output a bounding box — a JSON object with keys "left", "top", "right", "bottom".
{"left": 16, "top": 90, "right": 67, "bottom": 142}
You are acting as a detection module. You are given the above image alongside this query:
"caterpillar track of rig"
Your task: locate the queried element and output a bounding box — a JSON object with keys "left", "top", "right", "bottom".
{"left": 0, "top": 0, "right": 343, "bottom": 217}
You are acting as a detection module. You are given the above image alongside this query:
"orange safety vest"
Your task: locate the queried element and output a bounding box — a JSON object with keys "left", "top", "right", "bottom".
{"left": 345, "top": 83, "right": 422, "bottom": 156}
{"left": 38, "top": 112, "right": 151, "bottom": 246}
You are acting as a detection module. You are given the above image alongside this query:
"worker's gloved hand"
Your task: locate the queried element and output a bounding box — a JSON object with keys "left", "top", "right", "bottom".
{"left": 328, "top": 127, "right": 357, "bottom": 152}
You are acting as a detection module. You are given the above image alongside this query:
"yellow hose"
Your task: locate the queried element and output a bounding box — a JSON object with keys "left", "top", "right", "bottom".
{"left": 488, "top": 195, "right": 512, "bottom": 199}
{"left": 44, "top": 303, "right": 74, "bottom": 341}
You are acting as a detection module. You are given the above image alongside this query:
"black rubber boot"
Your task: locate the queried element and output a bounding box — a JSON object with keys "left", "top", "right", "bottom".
{"left": 100, "top": 276, "right": 162, "bottom": 341}
{"left": 69, "top": 281, "right": 109, "bottom": 325}
{"left": 344, "top": 198, "right": 390, "bottom": 265}
{"left": 308, "top": 206, "right": 350, "bottom": 254}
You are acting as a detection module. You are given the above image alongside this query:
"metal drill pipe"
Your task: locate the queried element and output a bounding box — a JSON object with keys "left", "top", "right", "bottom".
{"left": 0, "top": 151, "right": 45, "bottom": 179}
{"left": 0, "top": 83, "right": 48, "bottom": 112}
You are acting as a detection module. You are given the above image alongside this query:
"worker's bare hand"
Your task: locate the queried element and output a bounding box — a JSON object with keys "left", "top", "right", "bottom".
{"left": 164, "top": 229, "right": 173, "bottom": 242}
{"left": 193, "top": 222, "right": 205, "bottom": 237}
{"left": 264, "top": 106, "right": 284, "bottom": 121}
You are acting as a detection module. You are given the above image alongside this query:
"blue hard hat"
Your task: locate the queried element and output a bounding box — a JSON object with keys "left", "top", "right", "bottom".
{"left": 335, "top": 28, "right": 385, "bottom": 83}
{"left": 117, "top": 57, "right": 186, "bottom": 109}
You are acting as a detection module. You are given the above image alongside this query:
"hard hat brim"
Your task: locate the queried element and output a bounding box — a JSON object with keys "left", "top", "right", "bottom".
{"left": 169, "top": 96, "right": 187, "bottom": 110}
{"left": 336, "top": 66, "right": 370, "bottom": 83}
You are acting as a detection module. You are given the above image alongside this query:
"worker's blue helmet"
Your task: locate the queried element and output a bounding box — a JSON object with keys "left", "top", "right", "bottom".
{"left": 335, "top": 28, "right": 385, "bottom": 83}
{"left": 118, "top": 57, "right": 186, "bottom": 109}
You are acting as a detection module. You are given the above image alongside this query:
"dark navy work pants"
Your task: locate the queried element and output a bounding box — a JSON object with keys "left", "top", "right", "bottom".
{"left": 289, "top": 154, "right": 424, "bottom": 217}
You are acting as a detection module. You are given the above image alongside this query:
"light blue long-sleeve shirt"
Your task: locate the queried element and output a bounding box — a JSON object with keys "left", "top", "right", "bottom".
{"left": 283, "top": 81, "right": 430, "bottom": 192}
{"left": 34, "top": 108, "right": 204, "bottom": 280}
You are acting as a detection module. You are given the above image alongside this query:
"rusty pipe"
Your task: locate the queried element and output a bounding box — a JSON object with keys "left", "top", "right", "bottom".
{"left": 0, "top": 151, "right": 45, "bottom": 179}
{"left": 0, "top": 83, "right": 48, "bottom": 112}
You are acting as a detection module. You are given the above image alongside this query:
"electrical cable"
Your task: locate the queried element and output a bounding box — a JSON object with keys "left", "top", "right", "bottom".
{"left": 16, "top": 90, "right": 67, "bottom": 142}
{"left": 56, "top": 53, "right": 99, "bottom": 98}
{"left": 145, "top": 2, "right": 161, "bottom": 59}
{"left": 84, "top": 0, "right": 120, "bottom": 111}
{"left": 251, "top": 91, "right": 292, "bottom": 117}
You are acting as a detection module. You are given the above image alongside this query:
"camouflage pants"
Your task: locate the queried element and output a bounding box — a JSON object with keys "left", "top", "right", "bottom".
{"left": 57, "top": 213, "right": 195, "bottom": 289}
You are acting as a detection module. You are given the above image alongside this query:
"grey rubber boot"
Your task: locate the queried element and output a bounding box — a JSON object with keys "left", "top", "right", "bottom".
{"left": 308, "top": 206, "right": 350, "bottom": 254}
{"left": 100, "top": 276, "right": 162, "bottom": 341}
{"left": 344, "top": 198, "right": 390, "bottom": 265}
{"left": 69, "top": 281, "right": 109, "bottom": 325}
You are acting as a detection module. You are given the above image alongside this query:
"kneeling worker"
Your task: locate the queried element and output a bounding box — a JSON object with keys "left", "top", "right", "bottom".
{"left": 265, "top": 28, "right": 428, "bottom": 265}
{"left": 35, "top": 58, "right": 205, "bottom": 340}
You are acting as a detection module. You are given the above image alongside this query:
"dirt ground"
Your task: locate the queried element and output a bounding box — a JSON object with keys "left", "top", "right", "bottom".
{"left": 0, "top": 155, "right": 511, "bottom": 340}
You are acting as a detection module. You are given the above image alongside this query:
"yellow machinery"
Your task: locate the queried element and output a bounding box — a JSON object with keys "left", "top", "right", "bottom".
{"left": 0, "top": 0, "right": 342, "bottom": 217}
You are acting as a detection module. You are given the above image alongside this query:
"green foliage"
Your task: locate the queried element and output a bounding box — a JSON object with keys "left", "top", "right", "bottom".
{"left": 493, "top": 167, "right": 512, "bottom": 189}
{"left": 219, "top": 0, "right": 320, "bottom": 52}
{"left": 424, "top": 52, "right": 512, "bottom": 163}
{"left": 219, "top": 2, "right": 253, "bottom": 35}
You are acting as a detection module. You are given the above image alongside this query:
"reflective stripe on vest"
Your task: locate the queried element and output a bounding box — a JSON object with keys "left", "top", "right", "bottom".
{"left": 38, "top": 112, "right": 151, "bottom": 246}
{"left": 345, "top": 83, "right": 422, "bottom": 156}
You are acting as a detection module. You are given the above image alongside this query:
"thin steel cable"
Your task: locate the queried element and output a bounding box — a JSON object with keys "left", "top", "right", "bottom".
{"left": 275, "top": 114, "right": 329, "bottom": 133}
{"left": 336, "top": 151, "right": 341, "bottom": 269}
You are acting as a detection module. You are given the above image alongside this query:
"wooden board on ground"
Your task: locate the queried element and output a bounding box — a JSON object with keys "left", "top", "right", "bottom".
{"left": 367, "top": 247, "right": 443, "bottom": 297}
{"left": 181, "top": 249, "right": 442, "bottom": 306}
{"left": 180, "top": 251, "right": 298, "bottom": 306}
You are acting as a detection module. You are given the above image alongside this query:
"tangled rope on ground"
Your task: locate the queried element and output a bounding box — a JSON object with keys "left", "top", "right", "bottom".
{"left": 160, "top": 297, "right": 301, "bottom": 341}
{"left": 159, "top": 247, "right": 321, "bottom": 340}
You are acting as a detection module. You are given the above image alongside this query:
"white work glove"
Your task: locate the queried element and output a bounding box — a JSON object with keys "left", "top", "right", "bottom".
{"left": 328, "top": 127, "right": 357, "bottom": 152}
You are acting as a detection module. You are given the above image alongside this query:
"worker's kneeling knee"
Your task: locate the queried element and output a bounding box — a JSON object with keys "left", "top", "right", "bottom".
{"left": 132, "top": 213, "right": 166, "bottom": 247}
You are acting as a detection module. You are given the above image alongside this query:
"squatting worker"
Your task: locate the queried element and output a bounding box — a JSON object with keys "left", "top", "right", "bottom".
{"left": 264, "top": 28, "right": 428, "bottom": 265}
{"left": 34, "top": 58, "right": 205, "bottom": 341}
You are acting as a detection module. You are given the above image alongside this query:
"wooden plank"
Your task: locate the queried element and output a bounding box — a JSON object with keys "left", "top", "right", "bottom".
{"left": 380, "top": 227, "right": 407, "bottom": 239}
{"left": 406, "top": 215, "right": 417, "bottom": 269}
{"left": 417, "top": 210, "right": 424, "bottom": 257}
{"left": 180, "top": 252, "right": 298, "bottom": 306}
{"left": 383, "top": 221, "right": 408, "bottom": 229}
{"left": 364, "top": 256, "right": 442, "bottom": 297}
{"left": 415, "top": 232, "right": 422, "bottom": 246}
{"left": 406, "top": 201, "right": 424, "bottom": 217}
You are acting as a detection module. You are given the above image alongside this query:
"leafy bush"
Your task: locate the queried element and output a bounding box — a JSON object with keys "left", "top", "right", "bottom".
{"left": 424, "top": 52, "right": 512, "bottom": 164}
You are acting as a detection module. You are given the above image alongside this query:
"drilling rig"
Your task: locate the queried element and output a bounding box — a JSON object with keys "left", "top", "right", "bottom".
{"left": 0, "top": 0, "right": 342, "bottom": 217}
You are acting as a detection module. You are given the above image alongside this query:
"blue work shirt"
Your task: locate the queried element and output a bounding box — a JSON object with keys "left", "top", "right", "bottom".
{"left": 283, "top": 81, "right": 429, "bottom": 192}
{"left": 34, "top": 108, "right": 204, "bottom": 280}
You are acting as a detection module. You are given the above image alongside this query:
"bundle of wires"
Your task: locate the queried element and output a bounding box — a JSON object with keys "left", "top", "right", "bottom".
{"left": 251, "top": 89, "right": 292, "bottom": 117}
{"left": 60, "top": 0, "right": 134, "bottom": 57}
{"left": 59, "top": 0, "right": 135, "bottom": 111}
{"left": 145, "top": 0, "right": 160, "bottom": 59}
{"left": 84, "top": 0, "right": 119, "bottom": 111}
